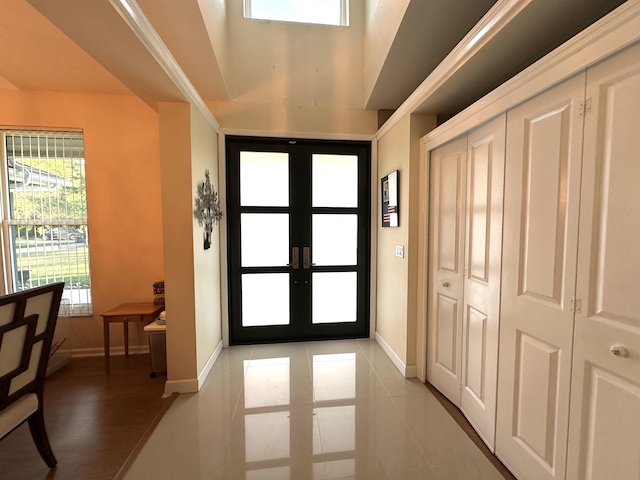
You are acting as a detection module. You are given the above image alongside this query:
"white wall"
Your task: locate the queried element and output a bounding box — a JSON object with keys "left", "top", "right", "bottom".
{"left": 190, "top": 107, "right": 223, "bottom": 376}
{"left": 222, "top": 0, "right": 365, "bottom": 109}
{"left": 210, "top": 100, "right": 377, "bottom": 137}
{"left": 197, "top": 0, "right": 231, "bottom": 96}
{"left": 159, "top": 102, "right": 223, "bottom": 394}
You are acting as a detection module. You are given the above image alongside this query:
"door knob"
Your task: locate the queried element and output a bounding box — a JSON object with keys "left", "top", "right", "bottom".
{"left": 610, "top": 346, "right": 629, "bottom": 357}
{"left": 442, "top": 281, "right": 450, "bottom": 287}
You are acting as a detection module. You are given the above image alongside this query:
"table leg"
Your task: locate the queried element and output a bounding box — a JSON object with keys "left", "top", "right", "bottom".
{"left": 104, "top": 319, "right": 110, "bottom": 374}
{"left": 123, "top": 320, "right": 129, "bottom": 358}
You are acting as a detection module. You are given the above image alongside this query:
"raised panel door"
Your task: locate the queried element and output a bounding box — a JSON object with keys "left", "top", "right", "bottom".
{"left": 427, "top": 114, "right": 505, "bottom": 452}
{"left": 567, "top": 42, "right": 640, "bottom": 480}
{"left": 496, "top": 72, "right": 586, "bottom": 480}
{"left": 427, "top": 135, "right": 466, "bottom": 404}
{"left": 460, "top": 114, "right": 505, "bottom": 452}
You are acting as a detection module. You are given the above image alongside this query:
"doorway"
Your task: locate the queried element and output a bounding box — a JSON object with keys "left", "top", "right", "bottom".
{"left": 226, "top": 137, "right": 371, "bottom": 344}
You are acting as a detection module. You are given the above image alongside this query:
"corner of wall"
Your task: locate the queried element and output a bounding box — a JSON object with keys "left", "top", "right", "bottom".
{"left": 158, "top": 102, "right": 198, "bottom": 385}
{"left": 405, "top": 113, "right": 437, "bottom": 367}
{"left": 197, "top": 339, "right": 223, "bottom": 390}
{"left": 375, "top": 331, "right": 416, "bottom": 378}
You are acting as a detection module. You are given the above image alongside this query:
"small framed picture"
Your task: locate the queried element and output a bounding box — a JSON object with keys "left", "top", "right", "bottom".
{"left": 381, "top": 170, "right": 399, "bottom": 227}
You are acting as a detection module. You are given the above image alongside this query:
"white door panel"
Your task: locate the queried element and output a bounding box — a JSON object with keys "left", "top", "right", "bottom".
{"left": 435, "top": 293, "right": 460, "bottom": 378}
{"left": 496, "top": 72, "right": 586, "bottom": 480}
{"left": 567, "top": 42, "right": 640, "bottom": 480}
{"left": 427, "top": 115, "right": 505, "bottom": 451}
{"left": 460, "top": 115, "right": 506, "bottom": 452}
{"left": 428, "top": 136, "right": 466, "bottom": 404}
{"left": 512, "top": 331, "right": 560, "bottom": 466}
{"left": 567, "top": 321, "right": 640, "bottom": 480}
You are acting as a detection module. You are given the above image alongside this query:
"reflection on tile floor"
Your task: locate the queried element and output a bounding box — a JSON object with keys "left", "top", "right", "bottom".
{"left": 124, "top": 340, "right": 508, "bottom": 480}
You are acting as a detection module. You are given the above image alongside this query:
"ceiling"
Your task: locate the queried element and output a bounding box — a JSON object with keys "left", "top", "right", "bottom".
{"left": 0, "top": 0, "right": 628, "bottom": 118}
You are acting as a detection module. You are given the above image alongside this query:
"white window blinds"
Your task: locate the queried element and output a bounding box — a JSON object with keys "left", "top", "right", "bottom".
{"left": 1, "top": 130, "right": 91, "bottom": 316}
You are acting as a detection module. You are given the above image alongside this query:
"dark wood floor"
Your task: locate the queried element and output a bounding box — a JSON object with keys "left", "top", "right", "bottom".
{"left": 0, "top": 354, "right": 173, "bottom": 480}
{"left": 425, "top": 382, "right": 517, "bottom": 480}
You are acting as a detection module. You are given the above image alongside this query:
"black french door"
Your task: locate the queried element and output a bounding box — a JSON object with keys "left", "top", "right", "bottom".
{"left": 226, "top": 136, "right": 371, "bottom": 344}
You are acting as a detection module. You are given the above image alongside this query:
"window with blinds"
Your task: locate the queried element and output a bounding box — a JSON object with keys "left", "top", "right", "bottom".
{"left": 1, "top": 130, "right": 91, "bottom": 316}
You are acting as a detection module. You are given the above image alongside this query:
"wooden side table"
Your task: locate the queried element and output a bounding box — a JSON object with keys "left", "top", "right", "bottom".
{"left": 101, "top": 303, "right": 165, "bottom": 373}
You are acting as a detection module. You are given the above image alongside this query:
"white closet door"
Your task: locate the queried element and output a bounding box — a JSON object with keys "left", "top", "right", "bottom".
{"left": 460, "top": 115, "right": 505, "bottom": 452}
{"left": 567, "top": 42, "right": 640, "bottom": 480}
{"left": 427, "top": 115, "right": 505, "bottom": 450}
{"left": 427, "top": 135, "right": 467, "bottom": 404}
{"left": 496, "top": 72, "right": 585, "bottom": 480}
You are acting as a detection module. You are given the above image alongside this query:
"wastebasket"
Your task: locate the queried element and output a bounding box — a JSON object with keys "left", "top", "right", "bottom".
{"left": 143, "top": 319, "right": 166, "bottom": 377}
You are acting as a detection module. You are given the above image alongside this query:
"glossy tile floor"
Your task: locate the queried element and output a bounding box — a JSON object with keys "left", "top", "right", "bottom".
{"left": 124, "top": 339, "right": 509, "bottom": 480}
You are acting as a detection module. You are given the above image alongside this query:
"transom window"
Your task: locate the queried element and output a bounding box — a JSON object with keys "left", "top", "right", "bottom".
{"left": 244, "top": 0, "right": 349, "bottom": 26}
{"left": 1, "top": 130, "right": 91, "bottom": 316}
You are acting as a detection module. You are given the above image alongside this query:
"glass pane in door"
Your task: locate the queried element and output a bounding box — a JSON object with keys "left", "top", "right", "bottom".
{"left": 242, "top": 273, "right": 290, "bottom": 327}
{"left": 241, "top": 214, "right": 289, "bottom": 267}
{"left": 312, "top": 272, "right": 357, "bottom": 324}
{"left": 312, "top": 154, "right": 358, "bottom": 207}
{"left": 241, "top": 151, "right": 289, "bottom": 206}
{"left": 312, "top": 214, "right": 357, "bottom": 266}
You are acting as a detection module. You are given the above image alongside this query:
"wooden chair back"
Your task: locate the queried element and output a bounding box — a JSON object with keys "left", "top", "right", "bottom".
{"left": 0, "top": 282, "right": 64, "bottom": 467}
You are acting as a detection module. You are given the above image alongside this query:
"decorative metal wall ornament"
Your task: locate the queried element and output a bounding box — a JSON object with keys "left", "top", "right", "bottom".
{"left": 193, "top": 169, "right": 223, "bottom": 250}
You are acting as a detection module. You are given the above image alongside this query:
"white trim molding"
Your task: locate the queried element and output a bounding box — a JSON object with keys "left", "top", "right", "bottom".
{"left": 109, "top": 0, "right": 220, "bottom": 133}
{"left": 164, "top": 340, "right": 223, "bottom": 395}
{"left": 221, "top": 128, "right": 375, "bottom": 142}
{"left": 72, "top": 345, "right": 150, "bottom": 358}
{"left": 379, "top": 0, "right": 640, "bottom": 143}
{"left": 375, "top": 332, "right": 417, "bottom": 378}
{"left": 377, "top": 0, "right": 532, "bottom": 139}
{"left": 422, "top": 0, "right": 640, "bottom": 151}
{"left": 164, "top": 378, "right": 199, "bottom": 396}
{"left": 198, "top": 340, "right": 223, "bottom": 390}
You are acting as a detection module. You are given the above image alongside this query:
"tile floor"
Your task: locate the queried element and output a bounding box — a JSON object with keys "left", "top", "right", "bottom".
{"left": 123, "top": 339, "right": 510, "bottom": 480}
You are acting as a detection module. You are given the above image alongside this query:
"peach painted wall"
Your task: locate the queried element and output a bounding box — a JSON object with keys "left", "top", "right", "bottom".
{"left": 158, "top": 103, "right": 197, "bottom": 390}
{"left": 0, "top": 89, "right": 164, "bottom": 353}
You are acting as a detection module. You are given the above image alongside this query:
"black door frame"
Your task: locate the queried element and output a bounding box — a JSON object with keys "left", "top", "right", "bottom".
{"left": 226, "top": 136, "right": 371, "bottom": 345}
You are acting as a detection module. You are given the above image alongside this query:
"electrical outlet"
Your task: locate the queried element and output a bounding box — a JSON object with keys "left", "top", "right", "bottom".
{"left": 395, "top": 245, "right": 404, "bottom": 258}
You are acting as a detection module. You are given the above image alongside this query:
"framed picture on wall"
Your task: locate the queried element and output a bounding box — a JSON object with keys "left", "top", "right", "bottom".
{"left": 381, "top": 170, "right": 399, "bottom": 227}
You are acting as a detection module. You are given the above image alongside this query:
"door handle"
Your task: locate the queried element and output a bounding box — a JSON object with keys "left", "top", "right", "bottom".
{"left": 302, "top": 247, "right": 315, "bottom": 269}
{"left": 288, "top": 247, "right": 299, "bottom": 269}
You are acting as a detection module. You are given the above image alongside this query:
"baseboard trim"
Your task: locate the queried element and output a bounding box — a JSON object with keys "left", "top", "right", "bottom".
{"left": 164, "top": 340, "right": 223, "bottom": 395}
{"left": 375, "top": 332, "right": 417, "bottom": 378}
{"left": 72, "top": 345, "right": 150, "bottom": 358}
{"left": 198, "top": 340, "right": 223, "bottom": 390}
{"left": 164, "top": 378, "right": 199, "bottom": 396}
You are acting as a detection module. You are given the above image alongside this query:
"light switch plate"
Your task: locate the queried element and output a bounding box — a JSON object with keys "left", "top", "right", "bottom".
{"left": 395, "top": 245, "right": 404, "bottom": 258}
